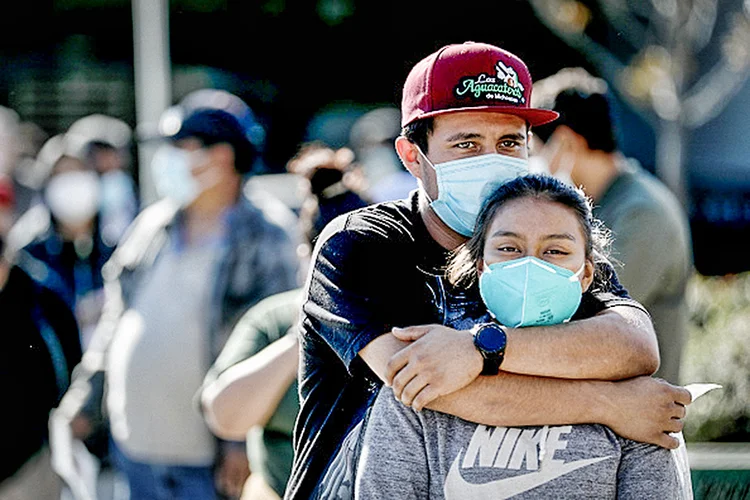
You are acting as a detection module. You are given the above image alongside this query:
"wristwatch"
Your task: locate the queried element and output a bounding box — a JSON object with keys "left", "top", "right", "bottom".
{"left": 472, "top": 322, "right": 507, "bottom": 375}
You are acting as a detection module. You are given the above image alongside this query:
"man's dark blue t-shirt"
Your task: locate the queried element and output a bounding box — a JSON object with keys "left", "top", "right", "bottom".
{"left": 285, "top": 191, "right": 637, "bottom": 500}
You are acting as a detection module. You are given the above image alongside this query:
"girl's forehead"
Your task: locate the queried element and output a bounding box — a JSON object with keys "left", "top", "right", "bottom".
{"left": 488, "top": 197, "right": 584, "bottom": 238}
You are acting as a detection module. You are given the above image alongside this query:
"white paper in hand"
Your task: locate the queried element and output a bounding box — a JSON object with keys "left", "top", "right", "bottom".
{"left": 684, "top": 383, "right": 722, "bottom": 401}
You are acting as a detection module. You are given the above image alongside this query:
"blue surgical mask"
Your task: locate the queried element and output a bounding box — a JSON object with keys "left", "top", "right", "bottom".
{"left": 479, "top": 256, "right": 585, "bottom": 327}
{"left": 150, "top": 144, "right": 200, "bottom": 207}
{"left": 419, "top": 150, "right": 529, "bottom": 236}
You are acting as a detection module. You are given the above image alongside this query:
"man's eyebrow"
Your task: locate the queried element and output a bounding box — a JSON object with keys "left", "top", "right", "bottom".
{"left": 500, "top": 132, "right": 527, "bottom": 141}
{"left": 444, "top": 132, "right": 483, "bottom": 143}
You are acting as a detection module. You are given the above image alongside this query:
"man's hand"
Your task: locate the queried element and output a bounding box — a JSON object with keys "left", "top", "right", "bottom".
{"left": 215, "top": 444, "right": 250, "bottom": 500}
{"left": 601, "top": 376, "right": 693, "bottom": 449}
{"left": 386, "top": 325, "right": 483, "bottom": 411}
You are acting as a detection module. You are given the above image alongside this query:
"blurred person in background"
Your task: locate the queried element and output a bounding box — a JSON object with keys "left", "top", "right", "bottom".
{"left": 0, "top": 173, "right": 83, "bottom": 500}
{"left": 199, "top": 142, "right": 371, "bottom": 500}
{"left": 13, "top": 120, "right": 52, "bottom": 220}
{"left": 0, "top": 107, "right": 52, "bottom": 223}
{"left": 285, "top": 141, "right": 370, "bottom": 274}
{"left": 530, "top": 67, "right": 694, "bottom": 385}
{"left": 67, "top": 113, "right": 139, "bottom": 247}
{"left": 348, "top": 106, "right": 417, "bottom": 203}
{"left": 58, "top": 105, "right": 301, "bottom": 500}
{"left": 175, "top": 88, "right": 301, "bottom": 247}
{"left": 7, "top": 132, "right": 116, "bottom": 351}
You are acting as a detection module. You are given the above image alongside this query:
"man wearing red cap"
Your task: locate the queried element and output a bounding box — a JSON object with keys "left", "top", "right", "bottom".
{"left": 286, "top": 42, "right": 692, "bottom": 500}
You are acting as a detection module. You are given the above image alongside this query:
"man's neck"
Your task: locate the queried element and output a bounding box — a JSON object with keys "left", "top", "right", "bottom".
{"left": 59, "top": 219, "right": 95, "bottom": 241}
{"left": 418, "top": 191, "right": 467, "bottom": 251}
{"left": 183, "top": 188, "right": 238, "bottom": 245}
{"left": 575, "top": 151, "right": 621, "bottom": 202}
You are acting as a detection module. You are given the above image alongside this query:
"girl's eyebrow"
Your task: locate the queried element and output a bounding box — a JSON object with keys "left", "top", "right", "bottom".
{"left": 545, "top": 233, "right": 577, "bottom": 242}
{"left": 488, "top": 230, "right": 577, "bottom": 241}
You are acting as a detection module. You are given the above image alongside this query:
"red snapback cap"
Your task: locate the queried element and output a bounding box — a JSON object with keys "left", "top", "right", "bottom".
{"left": 401, "top": 41, "right": 559, "bottom": 128}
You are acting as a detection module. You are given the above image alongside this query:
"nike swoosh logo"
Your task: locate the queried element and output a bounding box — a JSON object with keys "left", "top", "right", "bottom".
{"left": 444, "top": 453, "right": 612, "bottom": 499}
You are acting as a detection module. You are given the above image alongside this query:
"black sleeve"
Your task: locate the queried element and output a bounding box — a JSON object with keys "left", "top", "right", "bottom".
{"left": 573, "top": 260, "right": 650, "bottom": 320}
{"left": 303, "top": 220, "right": 401, "bottom": 372}
{"left": 40, "top": 286, "right": 83, "bottom": 387}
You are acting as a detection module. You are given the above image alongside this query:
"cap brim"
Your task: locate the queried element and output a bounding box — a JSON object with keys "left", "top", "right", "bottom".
{"left": 405, "top": 106, "right": 559, "bottom": 128}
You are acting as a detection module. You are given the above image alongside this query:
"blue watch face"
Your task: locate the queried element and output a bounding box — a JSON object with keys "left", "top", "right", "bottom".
{"left": 478, "top": 324, "right": 507, "bottom": 351}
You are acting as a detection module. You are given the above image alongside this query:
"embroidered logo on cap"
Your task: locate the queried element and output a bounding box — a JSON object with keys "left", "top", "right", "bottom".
{"left": 453, "top": 59, "right": 526, "bottom": 105}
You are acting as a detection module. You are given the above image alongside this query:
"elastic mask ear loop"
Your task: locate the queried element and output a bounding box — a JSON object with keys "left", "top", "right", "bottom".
{"left": 414, "top": 144, "right": 438, "bottom": 203}
{"left": 569, "top": 261, "right": 587, "bottom": 282}
{"left": 414, "top": 144, "right": 436, "bottom": 172}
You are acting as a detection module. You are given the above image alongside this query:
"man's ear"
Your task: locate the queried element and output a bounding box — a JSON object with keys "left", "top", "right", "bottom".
{"left": 395, "top": 137, "right": 422, "bottom": 180}
{"left": 210, "top": 143, "right": 236, "bottom": 169}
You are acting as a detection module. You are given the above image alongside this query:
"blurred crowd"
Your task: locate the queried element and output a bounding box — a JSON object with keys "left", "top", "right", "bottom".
{"left": 0, "top": 90, "right": 407, "bottom": 500}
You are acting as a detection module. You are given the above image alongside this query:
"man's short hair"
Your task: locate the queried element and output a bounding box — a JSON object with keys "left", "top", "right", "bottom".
{"left": 531, "top": 68, "right": 618, "bottom": 153}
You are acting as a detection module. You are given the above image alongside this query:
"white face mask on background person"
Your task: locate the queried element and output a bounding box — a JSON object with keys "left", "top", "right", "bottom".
{"left": 419, "top": 149, "right": 529, "bottom": 236}
{"left": 150, "top": 143, "right": 221, "bottom": 207}
{"left": 150, "top": 144, "right": 201, "bottom": 207}
{"left": 44, "top": 170, "right": 101, "bottom": 226}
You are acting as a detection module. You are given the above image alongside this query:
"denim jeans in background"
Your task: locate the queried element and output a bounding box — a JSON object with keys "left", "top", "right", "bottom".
{"left": 110, "top": 439, "right": 216, "bottom": 500}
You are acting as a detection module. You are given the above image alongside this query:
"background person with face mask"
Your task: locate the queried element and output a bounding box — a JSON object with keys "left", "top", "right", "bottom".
{"left": 54, "top": 106, "right": 302, "bottom": 500}
{"left": 7, "top": 132, "right": 115, "bottom": 352}
{"left": 529, "top": 67, "right": 694, "bottom": 386}
{"left": 355, "top": 174, "right": 694, "bottom": 499}
{"left": 67, "top": 113, "right": 139, "bottom": 249}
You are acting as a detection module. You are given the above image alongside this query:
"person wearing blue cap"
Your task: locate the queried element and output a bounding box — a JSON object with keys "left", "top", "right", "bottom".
{"left": 58, "top": 105, "right": 302, "bottom": 500}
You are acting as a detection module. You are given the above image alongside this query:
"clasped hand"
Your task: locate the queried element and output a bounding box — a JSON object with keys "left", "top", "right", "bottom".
{"left": 385, "top": 324, "right": 483, "bottom": 411}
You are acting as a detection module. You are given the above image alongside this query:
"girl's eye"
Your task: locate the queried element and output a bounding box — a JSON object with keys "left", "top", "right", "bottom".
{"left": 545, "top": 248, "right": 570, "bottom": 256}
{"left": 498, "top": 246, "right": 519, "bottom": 253}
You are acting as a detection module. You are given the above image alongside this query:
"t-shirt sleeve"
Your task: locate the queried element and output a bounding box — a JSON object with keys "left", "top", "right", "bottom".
{"left": 573, "top": 260, "right": 650, "bottom": 320}
{"left": 355, "top": 388, "right": 429, "bottom": 500}
{"left": 197, "top": 289, "right": 301, "bottom": 412}
{"left": 303, "top": 221, "right": 403, "bottom": 371}
{"left": 616, "top": 437, "right": 691, "bottom": 499}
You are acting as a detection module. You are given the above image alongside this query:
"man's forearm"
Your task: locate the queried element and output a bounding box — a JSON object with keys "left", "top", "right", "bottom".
{"left": 501, "top": 306, "right": 659, "bottom": 380}
{"left": 424, "top": 370, "right": 691, "bottom": 449}
{"left": 202, "top": 333, "right": 299, "bottom": 440}
{"left": 425, "top": 371, "right": 609, "bottom": 427}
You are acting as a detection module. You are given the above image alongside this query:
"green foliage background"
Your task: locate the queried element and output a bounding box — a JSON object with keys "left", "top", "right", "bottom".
{"left": 682, "top": 272, "right": 750, "bottom": 442}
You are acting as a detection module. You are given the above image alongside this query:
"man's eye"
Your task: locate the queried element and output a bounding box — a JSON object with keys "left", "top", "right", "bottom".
{"left": 500, "top": 140, "right": 520, "bottom": 148}
{"left": 455, "top": 141, "right": 474, "bottom": 149}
